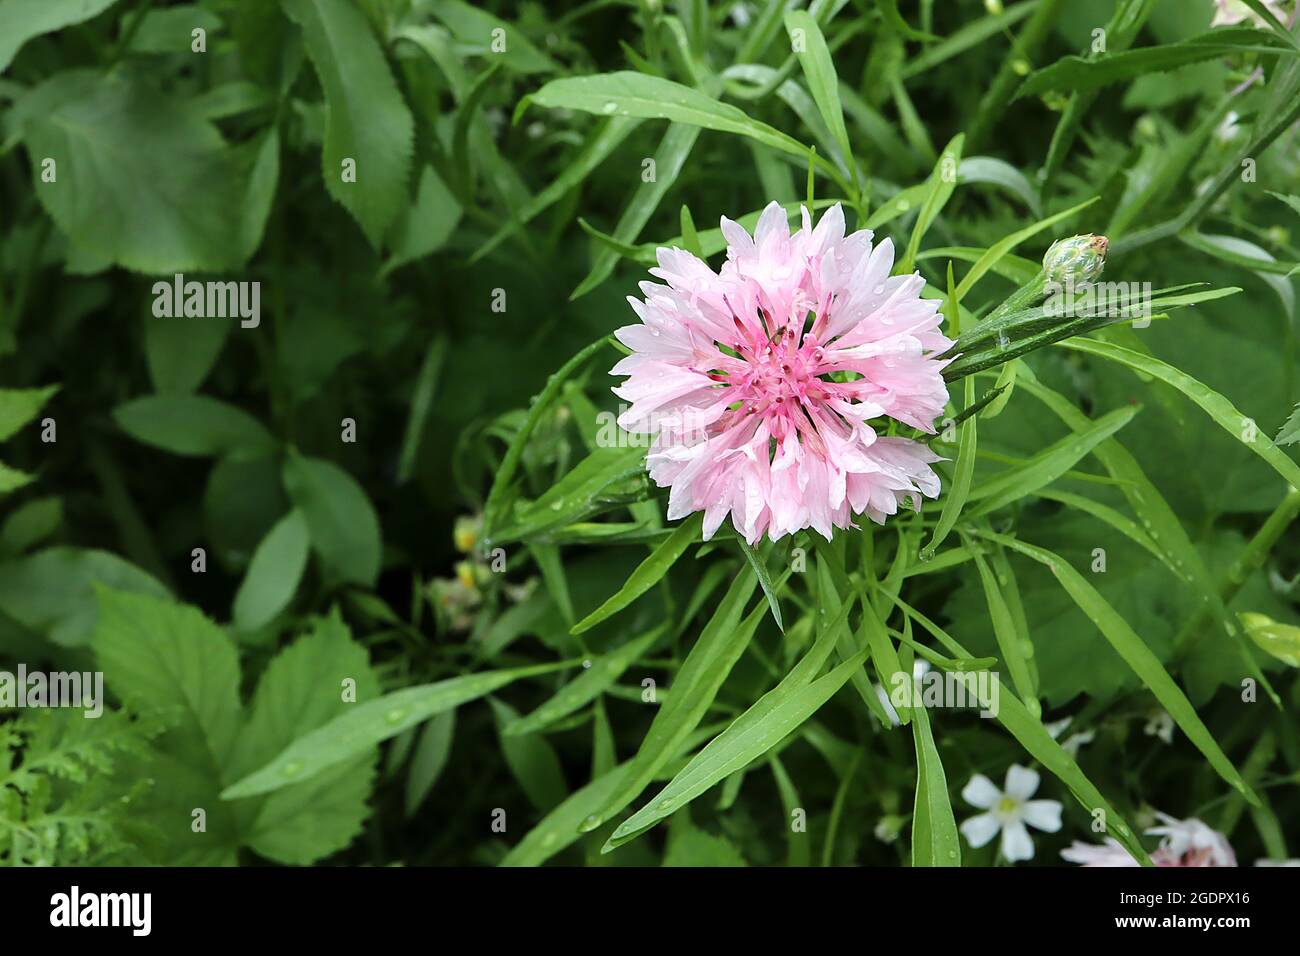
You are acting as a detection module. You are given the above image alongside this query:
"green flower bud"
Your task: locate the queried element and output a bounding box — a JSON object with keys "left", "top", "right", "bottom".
{"left": 1043, "top": 234, "right": 1109, "bottom": 285}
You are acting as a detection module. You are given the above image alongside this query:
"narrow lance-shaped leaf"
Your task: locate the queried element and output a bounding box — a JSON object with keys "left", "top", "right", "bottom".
{"left": 976, "top": 530, "right": 1258, "bottom": 806}
{"left": 579, "top": 568, "right": 761, "bottom": 833}
{"left": 220, "top": 659, "right": 577, "bottom": 800}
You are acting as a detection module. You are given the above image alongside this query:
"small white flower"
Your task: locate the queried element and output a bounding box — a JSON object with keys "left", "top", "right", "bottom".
{"left": 1144, "top": 709, "right": 1174, "bottom": 744}
{"left": 960, "top": 765, "right": 1063, "bottom": 863}
{"left": 1045, "top": 716, "right": 1095, "bottom": 757}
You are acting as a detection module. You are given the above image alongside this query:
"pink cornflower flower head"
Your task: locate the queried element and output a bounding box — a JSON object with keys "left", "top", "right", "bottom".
{"left": 610, "top": 202, "right": 952, "bottom": 544}
{"left": 1061, "top": 813, "right": 1237, "bottom": 867}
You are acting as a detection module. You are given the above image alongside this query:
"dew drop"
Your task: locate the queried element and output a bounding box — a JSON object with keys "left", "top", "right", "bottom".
{"left": 282, "top": 761, "right": 303, "bottom": 777}
{"left": 602, "top": 101, "right": 618, "bottom": 113}
{"left": 385, "top": 708, "right": 407, "bottom": 724}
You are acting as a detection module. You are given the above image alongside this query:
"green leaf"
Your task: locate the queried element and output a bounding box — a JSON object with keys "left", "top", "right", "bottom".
{"left": 966, "top": 404, "right": 1138, "bottom": 516}
{"left": 910, "top": 702, "right": 960, "bottom": 866}
{"left": 404, "top": 710, "right": 456, "bottom": 816}
{"left": 232, "top": 509, "right": 310, "bottom": 632}
{"left": 113, "top": 395, "right": 276, "bottom": 459}
{"left": 1238, "top": 612, "right": 1300, "bottom": 668}
{"left": 520, "top": 72, "right": 811, "bottom": 162}
{"left": 482, "top": 335, "right": 616, "bottom": 539}
{"left": 380, "top": 164, "right": 462, "bottom": 278}
{"left": 978, "top": 530, "right": 1257, "bottom": 805}
{"left": 954, "top": 196, "right": 1097, "bottom": 302}
{"left": 1015, "top": 27, "right": 1291, "bottom": 99}
{"left": 220, "top": 659, "right": 576, "bottom": 800}
{"left": 428, "top": 0, "right": 557, "bottom": 74}
{"left": 1277, "top": 404, "right": 1300, "bottom": 446}
{"left": 282, "top": 453, "right": 382, "bottom": 587}
{"left": 0, "top": 495, "right": 62, "bottom": 557}
{"left": 490, "top": 698, "right": 568, "bottom": 811}
{"left": 580, "top": 568, "right": 760, "bottom": 833}
{"left": 282, "top": 0, "right": 414, "bottom": 247}
{"left": 784, "top": 10, "right": 855, "bottom": 182}
{"left": 506, "top": 627, "right": 665, "bottom": 736}
{"left": 13, "top": 70, "right": 245, "bottom": 273}
{"left": 0, "top": 0, "right": 118, "bottom": 74}
{"left": 923, "top": 288, "right": 976, "bottom": 559}
{"left": 0, "top": 547, "right": 169, "bottom": 648}
{"left": 738, "top": 538, "right": 785, "bottom": 633}
{"left": 877, "top": 589, "right": 1152, "bottom": 865}
{"left": 1061, "top": 338, "right": 1300, "bottom": 491}
{"left": 903, "top": 134, "right": 964, "bottom": 273}
{"left": 605, "top": 648, "right": 865, "bottom": 850}
{"left": 570, "top": 513, "right": 701, "bottom": 635}
{"left": 571, "top": 122, "right": 701, "bottom": 300}
{"left": 0, "top": 385, "right": 58, "bottom": 441}
{"left": 231, "top": 612, "right": 381, "bottom": 864}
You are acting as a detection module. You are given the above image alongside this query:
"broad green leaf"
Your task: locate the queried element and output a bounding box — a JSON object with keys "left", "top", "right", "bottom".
{"left": 0, "top": 0, "right": 118, "bottom": 73}
{"left": 0, "top": 547, "right": 169, "bottom": 648}
{"left": 910, "top": 702, "right": 960, "bottom": 866}
{"left": 13, "top": 70, "right": 245, "bottom": 272}
{"left": 0, "top": 495, "right": 62, "bottom": 557}
{"left": 220, "top": 659, "right": 576, "bottom": 799}
{"left": 428, "top": 0, "right": 557, "bottom": 74}
{"left": 282, "top": 0, "right": 413, "bottom": 247}
{"left": 572, "top": 514, "right": 701, "bottom": 635}
{"left": 0, "top": 385, "right": 58, "bottom": 441}
{"left": 1277, "top": 404, "right": 1300, "bottom": 446}
{"left": 978, "top": 530, "right": 1257, "bottom": 805}
{"left": 282, "top": 453, "right": 382, "bottom": 587}
{"left": 113, "top": 395, "right": 276, "bottom": 459}
{"left": 231, "top": 612, "right": 381, "bottom": 864}
{"left": 232, "top": 509, "right": 310, "bottom": 632}
{"left": 1061, "top": 338, "right": 1300, "bottom": 491}
{"left": 91, "top": 587, "right": 243, "bottom": 863}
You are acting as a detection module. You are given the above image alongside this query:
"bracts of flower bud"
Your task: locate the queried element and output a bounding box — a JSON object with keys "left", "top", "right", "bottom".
{"left": 939, "top": 234, "right": 1112, "bottom": 383}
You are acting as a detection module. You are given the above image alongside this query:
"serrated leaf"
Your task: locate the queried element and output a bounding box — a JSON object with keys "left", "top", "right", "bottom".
{"left": 0, "top": 0, "right": 118, "bottom": 74}
{"left": 282, "top": 0, "right": 413, "bottom": 247}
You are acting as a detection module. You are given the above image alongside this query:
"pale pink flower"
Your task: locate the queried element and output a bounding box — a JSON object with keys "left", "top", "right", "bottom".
{"left": 610, "top": 202, "right": 952, "bottom": 544}
{"left": 1211, "top": 0, "right": 1291, "bottom": 27}
{"left": 1062, "top": 813, "right": 1237, "bottom": 867}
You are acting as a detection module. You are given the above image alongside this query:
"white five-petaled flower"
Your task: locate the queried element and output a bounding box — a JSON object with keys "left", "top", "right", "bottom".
{"left": 960, "top": 765, "right": 1063, "bottom": 863}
